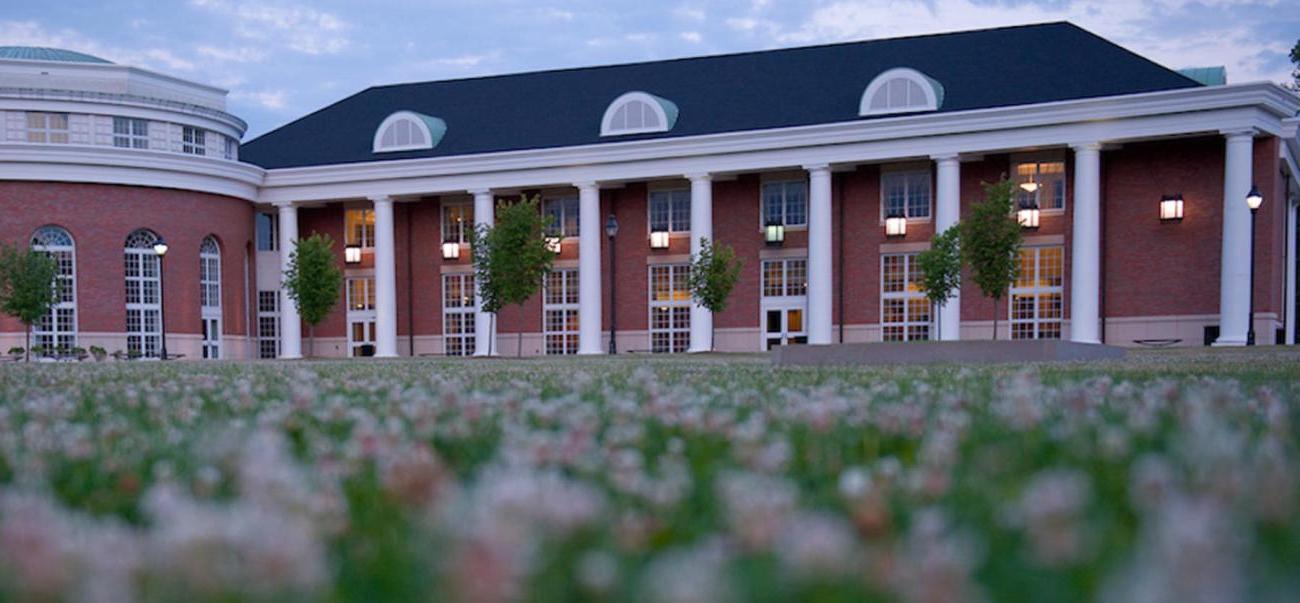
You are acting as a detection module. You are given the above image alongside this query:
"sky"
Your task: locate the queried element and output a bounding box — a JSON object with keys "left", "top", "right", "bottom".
{"left": 3, "top": 0, "right": 1297, "bottom": 139}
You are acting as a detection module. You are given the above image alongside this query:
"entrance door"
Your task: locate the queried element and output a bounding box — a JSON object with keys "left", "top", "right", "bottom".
{"left": 348, "top": 317, "right": 376, "bottom": 356}
{"left": 762, "top": 299, "right": 807, "bottom": 349}
{"left": 201, "top": 317, "right": 221, "bottom": 358}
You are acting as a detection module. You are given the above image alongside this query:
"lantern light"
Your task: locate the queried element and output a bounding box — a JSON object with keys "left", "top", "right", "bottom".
{"left": 604, "top": 214, "right": 620, "bottom": 239}
{"left": 1019, "top": 181, "right": 1040, "bottom": 193}
{"left": 1245, "top": 185, "right": 1263, "bottom": 211}
{"left": 152, "top": 237, "right": 168, "bottom": 257}
{"left": 344, "top": 244, "right": 362, "bottom": 264}
{"left": 649, "top": 229, "right": 670, "bottom": 249}
{"left": 1160, "top": 194, "right": 1184, "bottom": 222}
{"left": 1017, "top": 201, "right": 1040, "bottom": 229}
{"left": 884, "top": 213, "right": 907, "bottom": 237}
{"left": 545, "top": 236, "right": 563, "bottom": 254}
{"left": 441, "top": 241, "right": 460, "bottom": 260}
{"left": 764, "top": 220, "right": 785, "bottom": 246}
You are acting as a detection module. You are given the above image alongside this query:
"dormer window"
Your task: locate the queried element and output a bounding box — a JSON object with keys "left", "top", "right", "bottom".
{"left": 373, "top": 110, "right": 447, "bottom": 153}
{"left": 600, "top": 91, "right": 678, "bottom": 137}
{"left": 859, "top": 68, "right": 944, "bottom": 117}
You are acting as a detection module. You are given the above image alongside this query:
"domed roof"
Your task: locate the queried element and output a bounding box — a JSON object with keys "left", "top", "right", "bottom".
{"left": 0, "top": 46, "right": 113, "bottom": 64}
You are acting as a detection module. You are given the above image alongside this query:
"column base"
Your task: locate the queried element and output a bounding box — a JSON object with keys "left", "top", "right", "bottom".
{"left": 374, "top": 353, "right": 399, "bottom": 359}
{"left": 1069, "top": 338, "right": 1102, "bottom": 345}
{"left": 1211, "top": 337, "right": 1248, "bottom": 347}
{"left": 577, "top": 349, "right": 604, "bottom": 356}
{"left": 278, "top": 354, "right": 303, "bottom": 360}
{"left": 687, "top": 346, "right": 712, "bottom": 353}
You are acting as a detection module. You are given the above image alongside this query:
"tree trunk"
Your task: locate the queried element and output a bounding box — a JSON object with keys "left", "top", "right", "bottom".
{"left": 24, "top": 324, "right": 30, "bottom": 363}
{"left": 516, "top": 304, "right": 524, "bottom": 358}
{"left": 308, "top": 324, "right": 316, "bottom": 358}
{"left": 991, "top": 297, "right": 998, "bottom": 341}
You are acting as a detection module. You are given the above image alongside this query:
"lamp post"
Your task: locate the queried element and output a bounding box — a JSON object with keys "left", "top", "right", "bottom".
{"left": 152, "top": 236, "right": 169, "bottom": 360}
{"left": 605, "top": 213, "right": 619, "bottom": 354}
{"left": 1245, "top": 184, "right": 1263, "bottom": 345}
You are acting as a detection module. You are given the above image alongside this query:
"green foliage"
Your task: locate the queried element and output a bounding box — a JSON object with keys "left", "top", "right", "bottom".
{"left": 283, "top": 233, "right": 343, "bottom": 355}
{"left": 0, "top": 244, "right": 61, "bottom": 361}
{"left": 469, "top": 195, "right": 555, "bottom": 355}
{"left": 688, "top": 238, "right": 743, "bottom": 313}
{"left": 960, "top": 179, "right": 1023, "bottom": 339}
{"left": 915, "top": 227, "right": 963, "bottom": 338}
{"left": 1290, "top": 39, "right": 1300, "bottom": 90}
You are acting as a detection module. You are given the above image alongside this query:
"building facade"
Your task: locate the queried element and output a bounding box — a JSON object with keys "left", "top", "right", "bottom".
{"left": 2, "top": 23, "right": 1299, "bottom": 359}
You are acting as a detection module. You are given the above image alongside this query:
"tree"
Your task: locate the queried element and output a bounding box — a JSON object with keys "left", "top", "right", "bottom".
{"left": 470, "top": 195, "right": 554, "bottom": 357}
{"left": 1289, "top": 39, "right": 1300, "bottom": 91}
{"left": 687, "top": 238, "right": 743, "bottom": 351}
{"left": 960, "top": 179, "right": 1022, "bottom": 340}
{"left": 283, "top": 233, "right": 343, "bottom": 357}
{"left": 0, "top": 244, "right": 61, "bottom": 361}
{"left": 915, "top": 226, "right": 963, "bottom": 341}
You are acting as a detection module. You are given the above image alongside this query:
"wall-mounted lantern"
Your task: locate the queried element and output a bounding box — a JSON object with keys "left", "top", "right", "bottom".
{"left": 441, "top": 240, "right": 460, "bottom": 260}
{"left": 1160, "top": 194, "right": 1184, "bottom": 222}
{"left": 344, "top": 244, "right": 362, "bottom": 264}
{"left": 884, "top": 213, "right": 907, "bottom": 237}
{"left": 764, "top": 220, "right": 785, "bottom": 247}
{"left": 545, "top": 236, "right": 563, "bottom": 254}
{"left": 649, "top": 229, "right": 670, "bottom": 250}
{"left": 1017, "top": 201, "right": 1040, "bottom": 230}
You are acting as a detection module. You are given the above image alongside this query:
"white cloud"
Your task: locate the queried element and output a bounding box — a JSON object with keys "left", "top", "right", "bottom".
{"left": 673, "top": 6, "right": 706, "bottom": 21}
{"left": 190, "top": 0, "right": 350, "bottom": 55}
{"left": 680, "top": 31, "right": 702, "bottom": 43}
{"left": 196, "top": 45, "right": 266, "bottom": 63}
{"left": 0, "top": 20, "right": 195, "bottom": 72}
{"left": 230, "top": 89, "right": 287, "bottom": 109}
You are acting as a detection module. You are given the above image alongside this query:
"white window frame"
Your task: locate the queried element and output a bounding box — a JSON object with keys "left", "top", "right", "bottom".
{"left": 1013, "top": 157, "right": 1068, "bottom": 212}
{"left": 257, "top": 290, "right": 279, "bottom": 359}
{"left": 760, "top": 180, "right": 808, "bottom": 229}
{"left": 26, "top": 112, "right": 69, "bottom": 144}
{"left": 1009, "top": 246, "right": 1064, "bottom": 340}
{"left": 30, "top": 226, "right": 77, "bottom": 353}
{"left": 182, "top": 126, "right": 206, "bottom": 155}
{"left": 256, "top": 212, "right": 279, "bottom": 251}
{"left": 124, "top": 229, "right": 162, "bottom": 358}
{"left": 760, "top": 258, "right": 808, "bottom": 349}
{"left": 543, "top": 268, "right": 579, "bottom": 355}
{"left": 880, "top": 168, "right": 932, "bottom": 221}
{"left": 648, "top": 188, "right": 691, "bottom": 234}
{"left": 199, "top": 236, "right": 221, "bottom": 359}
{"left": 648, "top": 264, "right": 691, "bottom": 353}
{"left": 373, "top": 111, "right": 438, "bottom": 153}
{"left": 345, "top": 208, "right": 376, "bottom": 249}
{"left": 859, "top": 67, "right": 941, "bottom": 116}
{"left": 112, "top": 117, "right": 149, "bottom": 149}
{"left": 880, "top": 253, "right": 931, "bottom": 342}
{"left": 441, "top": 201, "right": 474, "bottom": 244}
{"left": 600, "top": 91, "right": 675, "bottom": 137}
{"left": 346, "top": 275, "right": 377, "bottom": 357}
{"left": 223, "top": 135, "right": 238, "bottom": 160}
{"left": 442, "top": 272, "right": 476, "bottom": 356}
{"left": 543, "top": 196, "right": 580, "bottom": 239}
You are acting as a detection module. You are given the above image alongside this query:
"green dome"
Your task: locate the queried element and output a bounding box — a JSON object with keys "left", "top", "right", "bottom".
{"left": 0, "top": 47, "right": 113, "bottom": 64}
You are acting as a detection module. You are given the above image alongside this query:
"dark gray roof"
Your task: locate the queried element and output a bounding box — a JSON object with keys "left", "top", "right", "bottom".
{"left": 240, "top": 22, "right": 1199, "bottom": 169}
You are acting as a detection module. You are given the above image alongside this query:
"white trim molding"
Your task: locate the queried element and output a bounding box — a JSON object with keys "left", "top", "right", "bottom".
{"left": 0, "top": 143, "right": 264, "bottom": 200}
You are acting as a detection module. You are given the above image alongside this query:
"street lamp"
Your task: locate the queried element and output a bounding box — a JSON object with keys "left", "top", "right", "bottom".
{"left": 605, "top": 213, "right": 620, "bottom": 354}
{"left": 1245, "top": 184, "right": 1263, "bottom": 345}
{"left": 153, "top": 236, "right": 169, "bottom": 360}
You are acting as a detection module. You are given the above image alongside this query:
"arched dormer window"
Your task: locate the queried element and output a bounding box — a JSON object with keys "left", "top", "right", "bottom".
{"left": 372, "top": 110, "right": 447, "bottom": 153}
{"left": 859, "top": 68, "right": 944, "bottom": 117}
{"left": 600, "top": 91, "right": 678, "bottom": 137}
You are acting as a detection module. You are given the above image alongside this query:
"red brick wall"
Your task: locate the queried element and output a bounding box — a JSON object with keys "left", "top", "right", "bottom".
{"left": 0, "top": 181, "right": 254, "bottom": 337}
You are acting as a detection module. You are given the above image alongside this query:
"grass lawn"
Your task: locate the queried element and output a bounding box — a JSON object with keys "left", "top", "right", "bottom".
{"left": 0, "top": 348, "right": 1297, "bottom": 602}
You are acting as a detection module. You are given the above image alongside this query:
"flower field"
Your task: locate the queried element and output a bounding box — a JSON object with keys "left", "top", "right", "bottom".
{"left": 1, "top": 349, "right": 1298, "bottom": 602}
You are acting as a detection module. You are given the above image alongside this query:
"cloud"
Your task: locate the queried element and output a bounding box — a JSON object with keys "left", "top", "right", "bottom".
{"left": 230, "top": 89, "right": 287, "bottom": 109}
{"left": 190, "top": 0, "right": 350, "bottom": 55}
{"left": 196, "top": 45, "right": 267, "bottom": 63}
{"left": 0, "top": 20, "right": 195, "bottom": 72}
{"left": 673, "top": 6, "right": 706, "bottom": 21}
{"left": 680, "top": 31, "right": 702, "bottom": 43}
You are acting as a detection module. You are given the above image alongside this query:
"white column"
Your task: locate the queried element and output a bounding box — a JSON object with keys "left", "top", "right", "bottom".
{"left": 933, "top": 154, "right": 962, "bottom": 341}
{"left": 275, "top": 202, "right": 302, "bottom": 359}
{"left": 687, "top": 173, "right": 715, "bottom": 353}
{"left": 806, "top": 164, "right": 833, "bottom": 345}
{"left": 1215, "top": 130, "right": 1255, "bottom": 346}
{"left": 577, "top": 181, "right": 603, "bottom": 354}
{"left": 371, "top": 195, "right": 398, "bottom": 357}
{"left": 471, "top": 189, "right": 497, "bottom": 356}
{"left": 1286, "top": 198, "right": 1297, "bottom": 345}
{"left": 1070, "top": 142, "right": 1102, "bottom": 345}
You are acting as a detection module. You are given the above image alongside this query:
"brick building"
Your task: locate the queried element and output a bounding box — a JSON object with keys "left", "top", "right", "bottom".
{"left": 2, "top": 23, "right": 1298, "bottom": 359}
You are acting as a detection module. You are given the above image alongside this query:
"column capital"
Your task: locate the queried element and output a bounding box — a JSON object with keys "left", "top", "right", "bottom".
{"left": 272, "top": 201, "right": 298, "bottom": 210}
{"left": 367, "top": 194, "right": 394, "bottom": 205}
{"left": 573, "top": 181, "right": 600, "bottom": 191}
{"left": 467, "top": 188, "right": 493, "bottom": 197}
{"left": 1220, "top": 127, "right": 1257, "bottom": 139}
{"left": 685, "top": 172, "right": 712, "bottom": 183}
{"left": 803, "top": 163, "right": 831, "bottom": 174}
{"left": 930, "top": 153, "right": 960, "bottom": 163}
{"left": 1070, "top": 141, "right": 1103, "bottom": 153}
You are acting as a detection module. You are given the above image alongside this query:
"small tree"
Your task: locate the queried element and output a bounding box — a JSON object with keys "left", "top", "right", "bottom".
{"left": 283, "top": 233, "right": 343, "bottom": 357}
{"left": 470, "top": 195, "right": 554, "bottom": 357}
{"left": 915, "top": 226, "right": 962, "bottom": 341}
{"left": 1287, "top": 39, "right": 1299, "bottom": 91}
{"left": 687, "top": 238, "right": 743, "bottom": 351}
{"left": 960, "top": 179, "right": 1022, "bottom": 340}
{"left": 0, "top": 244, "right": 61, "bottom": 361}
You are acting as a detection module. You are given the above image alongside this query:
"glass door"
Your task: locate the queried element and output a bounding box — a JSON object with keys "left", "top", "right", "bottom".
{"left": 349, "top": 318, "right": 376, "bottom": 357}
{"left": 763, "top": 299, "right": 807, "bottom": 349}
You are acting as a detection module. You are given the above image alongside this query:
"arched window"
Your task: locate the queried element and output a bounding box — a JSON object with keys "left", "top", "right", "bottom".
{"left": 30, "top": 226, "right": 76, "bottom": 354}
{"left": 859, "top": 68, "right": 944, "bottom": 117}
{"left": 600, "top": 91, "right": 678, "bottom": 137}
{"left": 124, "top": 229, "right": 163, "bottom": 358}
{"left": 199, "top": 236, "right": 222, "bottom": 359}
{"left": 372, "top": 110, "right": 447, "bottom": 153}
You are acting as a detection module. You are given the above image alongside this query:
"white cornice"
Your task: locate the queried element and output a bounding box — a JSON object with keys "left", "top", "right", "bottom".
{"left": 0, "top": 143, "right": 263, "bottom": 200}
{"left": 0, "top": 93, "right": 245, "bottom": 139}
{"left": 258, "top": 82, "right": 1299, "bottom": 204}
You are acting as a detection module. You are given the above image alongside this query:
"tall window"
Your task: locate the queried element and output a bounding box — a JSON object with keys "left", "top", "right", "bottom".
{"left": 257, "top": 291, "right": 279, "bottom": 359}
{"left": 1014, "top": 160, "right": 1066, "bottom": 210}
{"left": 762, "top": 258, "right": 807, "bottom": 298}
{"left": 443, "top": 273, "right": 476, "bottom": 356}
{"left": 345, "top": 208, "right": 376, "bottom": 248}
{"left": 761, "top": 181, "right": 807, "bottom": 227}
{"left": 442, "top": 202, "right": 474, "bottom": 244}
{"left": 199, "top": 236, "right": 221, "bottom": 359}
{"left": 543, "top": 197, "right": 580, "bottom": 238}
{"left": 113, "top": 117, "right": 149, "bottom": 149}
{"left": 30, "top": 226, "right": 76, "bottom": 352}
{"left": 124, "top": 229, "right": 163, "bottom": 358}
{"left": 1010, "top": 246, "right": 1064, "bottom": 340}
{"left": 182, "top": 127, "right": 206, "bottom": 155}
{"left": 346, "top": 277, "right": 376, "bottom": 357}
{"left": 881, "top": 253, "right": 930, "bottom": 341}
{"left": 649, "top": 264, "right": 691, "bottom": 353}
{"left": 223, "top": 136, "right": 238, "bottom": 160}
{"left": 347, "top": 277, "right": 376, "bottom": 311}
{"left": 761, "top": 258, "right": 808, "bottom": 349}
{"left": 26, "top": 112, "right": 69, "bottom": 144}
{"left": 543, "top": 269, "right": 579, "bottom": 355}
{"left": 881, "top": 169, "right": 931, "bottom": 219}
{"left": 255, "top": 212, "right": 278, "bottom": 251}
{"left": 649, "top": 189, "right": 690, "bottom": 233}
